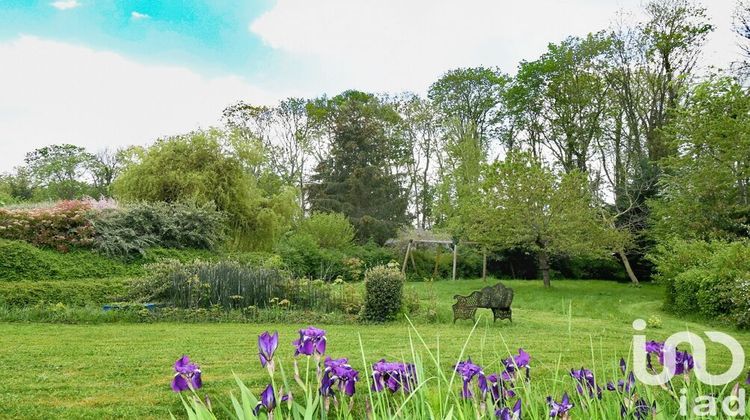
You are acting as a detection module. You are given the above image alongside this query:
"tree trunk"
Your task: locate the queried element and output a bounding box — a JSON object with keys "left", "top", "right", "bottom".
{"left": 538, "top": 252, "right": 551, "bottom": 288}
{"left": 619, "top": 249, "right": 640, "bottom": 286}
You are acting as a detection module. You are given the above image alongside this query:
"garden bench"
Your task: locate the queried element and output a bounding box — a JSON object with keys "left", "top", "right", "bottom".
{"left": 452, "top": 283, "right": 513, "bottom": 323}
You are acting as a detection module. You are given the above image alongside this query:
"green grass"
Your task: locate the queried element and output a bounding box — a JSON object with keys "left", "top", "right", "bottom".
{"left": 0, "top": 279, "right": 748, "bottom": 418}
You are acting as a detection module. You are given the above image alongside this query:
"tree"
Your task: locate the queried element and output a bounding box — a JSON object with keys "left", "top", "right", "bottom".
{"left": 24, "top": 144, "right": 95, "bottom": 200}
{"left": 733, "top": 0, "right": 750, "bottom": 75}
{"left": 223, "top": 98, "right": 314, "bottom": 210}
{"left": 392, "top": 93, "right": 441, "bottom": 230}
{"left": 87, "top": 148, "right": 131, "bottom": 197}
{"left": 463, "top": 151, "right": 614, "bottom": 287}
{"left": 510, "top": 34, "right": 611, "bottom": 173}
{"left": 113, "top": 128, "right": 299, "bottom": 251}
{"left": 307, "top": 91, "right": 410, "bottom": 245}
{"left": 650, "top": 77, "right": 750, "bottom": 241}
{"left": 428, "top": 67, "right": 510, "bottom": 152}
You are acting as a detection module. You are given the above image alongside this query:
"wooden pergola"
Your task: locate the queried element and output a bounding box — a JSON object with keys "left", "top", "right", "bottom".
{"left": 400, "top": 238, "right": 488, "bottom": 281}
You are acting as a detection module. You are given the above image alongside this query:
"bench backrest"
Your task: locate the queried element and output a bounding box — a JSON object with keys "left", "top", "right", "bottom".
{"left": 477, "top": 283, "right": 513, "bottom": 309}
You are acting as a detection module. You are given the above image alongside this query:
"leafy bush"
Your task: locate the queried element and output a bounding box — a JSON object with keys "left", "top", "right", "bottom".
{"left": 0, "top": 200, "right": 95, "bottom": 251}
{"left": 297, "top": 212, "right": 355, "bottom": 249}
{"left": 362, "top": 264, "right": 405, "bottom": 322}
{"left": 0, "top": 279, "right": 130, "bottom": 306}
{"left": 92, "top": 202, "right": 225, "bottom": 259}
{"left": 650, "top": 239, "right": 750, "bottom": 327}
{"left": 0, "top": 239, "right": 141, "bottom": 281}
{"left": 276, "top": 233, "right": 348, "bottom": 280}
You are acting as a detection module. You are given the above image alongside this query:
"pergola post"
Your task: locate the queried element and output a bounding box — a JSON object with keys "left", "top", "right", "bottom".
{"left": 452, "top": 242, "right": 458, "bottom": 281}
{"left": 402, "top": 239, "right": 412, "bottom": 274}
{"left": 482, "top": 250, "right": 487, "bottom": 281}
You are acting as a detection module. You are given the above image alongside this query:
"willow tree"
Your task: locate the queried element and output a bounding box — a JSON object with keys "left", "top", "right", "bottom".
{"left": 464, "top": 151, "right": 615, "bottom": 287}
{"left": 113, "top": 128, "right": 299, "bottom": 251}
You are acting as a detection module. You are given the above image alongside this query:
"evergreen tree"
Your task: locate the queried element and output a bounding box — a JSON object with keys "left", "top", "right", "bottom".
{"left": 308, "top": 91, "right": 410, "bottom": 244}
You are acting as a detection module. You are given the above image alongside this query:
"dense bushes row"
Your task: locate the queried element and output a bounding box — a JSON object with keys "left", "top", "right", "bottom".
{"left": 129, "top": 259, "right": 363, "bottom": 314}
{"left": 91, "top": 202, "right": 225, "bottom": 258}
{"left": 0, "top": 200, "right": 94, "bottom": 251}
{"left": 0, "top": 200, "right": 225, "bottom": 259}
{"left": 650, "top": 239, "right": 750, "bottom": 328}
{"left": 0, "top": 278, "right": 130, "bottom": 306}
{"left": 0, "top": 239, "right": 219, "bottom": 281}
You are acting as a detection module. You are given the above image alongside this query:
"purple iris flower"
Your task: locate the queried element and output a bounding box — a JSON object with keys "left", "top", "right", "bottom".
{"left": 619, "top": 358, "right": 627, "bottom": 374}
{"left": 320, "top": 357, "right": 359, "bottom": 397}
{"left": 570, "top": 368, "right": 601, "bottom": 399}
{"left": 495, "top": 399, "right": 522, "bottom": 420}
{"left": 258, "top": 331, "right": 278, "bottom": 368}
{"left": 253, "top": 384, "right": 290, "bottom": 416}
{"left": 293, "top": 326, "right": 327, "bottom": 357}
{"left": 454, "top": 358, "right": 484, "bottom": 398}
{"left": 371, "top": 359, "right": 417, "bottom": 393}
{"left": 645, "top": 341, "right": 663, "bottom": 354}
{"left": 171, "top": 355, "right": 202, "bottom": 392}
{"left": 547, "top": 392, "right": 574, "bottom": 418}
{"left": 481, "top": 373, "right": 515, "bottom": 403}
{"left": 745, "top": 371, "right": 750, "bottom": 385}
{"left": 503, "top": 348, "right": 531, "bottom": 381}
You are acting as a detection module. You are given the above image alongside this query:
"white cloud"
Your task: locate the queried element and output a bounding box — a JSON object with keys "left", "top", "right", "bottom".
{"left": 131, "top": 11, "right": 150, "bottom": 20}
{"left": 0, "top": 36, "right": 285, "bottom": 171}
{"left": 250, "top": 0, "right": 740, "bottom": 94}
{"left": 50, "top": 1, "right": 81, "bottom": 11}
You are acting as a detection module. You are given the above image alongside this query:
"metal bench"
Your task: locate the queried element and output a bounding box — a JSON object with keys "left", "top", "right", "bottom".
{"left": 452, "top": 283, "right": 513, "bottom": 323}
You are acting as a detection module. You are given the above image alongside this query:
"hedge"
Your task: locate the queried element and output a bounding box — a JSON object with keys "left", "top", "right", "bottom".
{"left": 650, "top": 239, "right": 750, "bottom": 328}
{"left": 0, "top": 278, "right": 131, "bottom": 306}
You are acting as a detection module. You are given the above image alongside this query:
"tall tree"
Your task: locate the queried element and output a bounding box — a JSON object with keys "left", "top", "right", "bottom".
{"left": 223, "top": 98, "right": 314, "bottom": 210}
{"left": 510, "top": 33, "right": 611, "bottom": 173}
{"left": 650, "top": 77, "right": 750, "bottom": 241}
{"left": 307, "top": 91, "right": 410, "bottom": 245}
{"left": 428, "top": 67, "right": 510, "bottom": 152}
{"left": 463, "top": 151, "right": 615, "bottom": 287}
{"left": 24, "top": 144, "right": 95, "bottom": 200}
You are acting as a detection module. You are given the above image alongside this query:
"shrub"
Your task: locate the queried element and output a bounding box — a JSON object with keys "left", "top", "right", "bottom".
{"left": 362, "top": 264, "right": 405, "bottom": 322}
{"left": 650, "top": 239, "right": 750, "bottom": 327}
{"left": 130, "top": 259, "right": 353, "bottom": 313}
{"left": 297, "top": 212, "right": 355, "bottom": 249}
{"left": 0, "top": 278, "right": 130, "bottom": 306}
{"left": 0, "top": 239, "right": 141, "bottom": 281}
{"left": 276, "top": 233, "right": 348, "bottom": 280}
{"left": 92, "top": 202, "right": 225, "bottom": 259}
{"left": 0, "top": 200, "right": 94, "bottom": 251}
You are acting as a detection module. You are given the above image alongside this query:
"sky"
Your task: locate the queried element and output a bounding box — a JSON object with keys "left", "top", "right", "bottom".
{"left": 0, "top": 0, "right": 743, "bottom": 171}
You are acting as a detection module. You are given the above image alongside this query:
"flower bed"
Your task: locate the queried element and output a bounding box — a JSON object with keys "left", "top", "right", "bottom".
{"left": 171, "top": 324, "right": 750, "bottom": 419}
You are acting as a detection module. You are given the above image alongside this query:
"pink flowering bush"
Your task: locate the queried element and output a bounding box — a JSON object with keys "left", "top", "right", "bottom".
{"left": 0, "top": 200, "right": 95, "bottom": 251}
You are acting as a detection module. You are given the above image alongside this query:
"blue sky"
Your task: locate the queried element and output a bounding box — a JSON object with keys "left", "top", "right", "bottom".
{"left": 0, "top": 0, "right": 741, "bottom": 171}
{"left": 0, "top": 1, "right": 277, "bottom": 78}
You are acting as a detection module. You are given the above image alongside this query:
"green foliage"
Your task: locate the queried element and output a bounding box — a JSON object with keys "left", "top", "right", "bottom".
{"left": 362, "top": 264, "right": 405, "bottom": 322}
{"left": 297, "top": 212, "right": 355, "bottom": 249}
{"left": 130, "top": 260, "right": 355, "bottom": 313}
{"left": 0, "top": 200, "right": 95, "bottom": 251}
{"left": 0, "top": 239, "right": 140, "bottom": 281}
{"left": 650, "top": 239, "right": 750, "bottom": 327}
{"left": 463, "top": 151, "right": 616, "bottom": 285}
{"left": 428, "top": 67, "right": 509, "bottom": 147}
{"left": 24, "top": 144, "right": 97, "bottom": 200}
{"left": 651, "top": 77, "right": 750, "bottom": 242}
{"left": 91, "top": 202, "right": 226, "bottom": 259}
{"left": 0, "top": 279, "right": 130, "bottom": 306}
{"left": 112, "top": 128, "right": 299, "bottom": 251}
{"left": 308, "top": 91, "right": 410, "bottom": 245}
{"left": 275, "top": 233, "right": 348, "bottom": 280}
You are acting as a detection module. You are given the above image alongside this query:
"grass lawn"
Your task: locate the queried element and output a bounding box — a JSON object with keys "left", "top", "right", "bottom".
{"left": 1, "top": 279, "right": 748, "bottom": 418}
